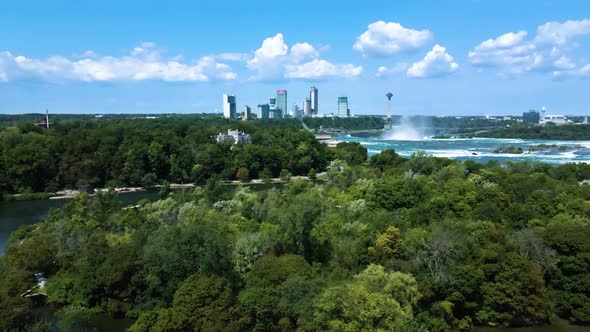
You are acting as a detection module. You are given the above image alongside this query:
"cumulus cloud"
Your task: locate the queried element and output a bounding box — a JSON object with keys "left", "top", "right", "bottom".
{"left": 468, "top": 19, "right": 590, "bottom": 78}
{"left": 535, "top": 19, "right": 590, "bottom": 45}
{"left": 407, "top": 45, "right": 459, "bottom": 78}
{"left": 0, "top": 42, "right": 237, "bottom": 83}
{"left": 353, "top": 21, "right": 433, "bottom": 57}
{"left": 289, "top": 42, "right": 320, "bottom": 63}
{"left": 247, "top": 33, "right": 362, "bottom": 80}
{"left": 475, "top": 31, "right": 529, "bottom": 51}
{"left": 285, "top": 59, "right": 362, "bottom": 79}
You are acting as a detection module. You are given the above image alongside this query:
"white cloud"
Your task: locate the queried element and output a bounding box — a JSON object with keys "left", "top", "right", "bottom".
{"left": 216, "top": 53, "right": 249, "bottom": 61}
{"left": 353, "top": 21, "right": 433, "bottom": 57}
{"left": 0, "top": 42, "right": 237, "bottom": 83}
{"left": 552, "top": 62, "right": 590, "bottom": 80}
{"left": 246, "top": 33, "right": 288, "bottom": 75}
{"left": 289, "top": 42, "right": 319, "bottom": 63}
{"left": 375, "top": 63, "right": 410, "bottom": 78}
{"left": 285, "top": 59, "right": 362, "bottom": 79}
{"left": 247, "top": 33, "right": 362, "bottom": 80}
{"left": 468, "top": 19, "right": 590, "bottom": 78}
{"left": 535, "top": 19, "right": 590, "bottom": 45}
{"left": 475, "top": 31, "right": 528, "bottom": 51}
{"left": 407, "top": 45, "right": 459, "bottom": 78}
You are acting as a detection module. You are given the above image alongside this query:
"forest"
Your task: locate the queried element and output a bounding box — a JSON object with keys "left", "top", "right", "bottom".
{"left": 1, "top": 139, "right": 590, "bottom": 331}
{"left": 473, "top": 124, "right": 590, "bottom": 140}
{"left": 0, "top": 116, "right": 334, "bottom": 196}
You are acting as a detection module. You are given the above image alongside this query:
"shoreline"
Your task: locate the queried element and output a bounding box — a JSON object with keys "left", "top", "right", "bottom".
{"left": 2, "top": 175, "right": 323, "bottom": 201}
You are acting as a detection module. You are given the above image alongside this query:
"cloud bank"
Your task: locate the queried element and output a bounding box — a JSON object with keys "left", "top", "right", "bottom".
{"left": 0, "top": 42, "right": 237, "bottom": 83}
{"left": 468, "top": 19, "right": 590, "bottom": 79}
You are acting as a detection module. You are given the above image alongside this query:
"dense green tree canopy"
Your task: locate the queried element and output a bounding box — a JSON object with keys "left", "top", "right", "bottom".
{"left": 1, "top": 121, "right": 590, "bottom": 331}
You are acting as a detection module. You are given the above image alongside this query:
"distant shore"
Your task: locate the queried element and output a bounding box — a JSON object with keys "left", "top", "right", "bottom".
{"left": 2, "top": 175, "right": 324, "bottom": 201}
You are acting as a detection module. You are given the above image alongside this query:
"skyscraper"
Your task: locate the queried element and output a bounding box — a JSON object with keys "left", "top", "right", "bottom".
{"left": 337, "top": 97, "right": 349, "bottom": 117}
{"left": 223, "top": 94, "right": 236, "bottom": 119}
{"left": 243, "top": 106, "right": 251, "bottom": 121}
{"left": 292, "top": 104, "right": 303, "bottom": 118}
{"left": 304, "top": 98, "right": 312, "bottom": 117}
{"left": 523, "top": 110, "right": 540, "bottom": 124}
{"left": 257, "top": 104, "right": 270, "bottom": 119}
{"left": 276, "top": 90, "right": 287, "bottom": 119}
{"left": 310, "top": 86, "right": 318, "bottom": 115}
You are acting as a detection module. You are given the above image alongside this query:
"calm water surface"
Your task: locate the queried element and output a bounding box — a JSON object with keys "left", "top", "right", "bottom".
{"left": 0, "top": 191, "right": 160, "bottom": 256}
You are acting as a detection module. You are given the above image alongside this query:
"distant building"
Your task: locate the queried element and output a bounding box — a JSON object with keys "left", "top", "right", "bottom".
{"left": 292, "top": 104, "right": 303, "bottom": 118}
{"left": 276, "top": 90, "right": 287, "bottom": 118}
{"left": 269, "top": 108, "right": 282, "bottom": 119}
{"left": 337, "top": 96, "right": 350, "bottom": 117}
{"left": 304, "top": 98, "right": 312, "bottom": 117}
{"left": 223, "top": 94, "right": 236, "bottom": 119}
{"left": 257, "top": 104, "right": 270, "bottom": 119}
{"left": 523, "top": 110, "right": 540, "bottom": 124}
{"left": 215, "top": 129, "right": 252, "bottom": 145}
{"left": 541, "top": 114, "right": 568, "bottom": 125}
{"left": 310, "top": 86, "right": 318, "bottom": 115}
{"left": 243, "top": 106, "right": 251, "bottom": 121}
{"left": 269, "top": 97, "right": 276, "bottom": 109}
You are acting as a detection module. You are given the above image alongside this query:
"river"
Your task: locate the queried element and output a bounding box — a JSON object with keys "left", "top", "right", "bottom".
{"left": 0, "top": 191, "right": 160, "bottom": 256}
{"left": 337, "top": 134, "right": 590, "bottom": 164}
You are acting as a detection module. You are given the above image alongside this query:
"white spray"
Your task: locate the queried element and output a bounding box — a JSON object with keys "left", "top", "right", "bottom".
{"left": 382, "top": 116, "right": 431, "bottom": 141}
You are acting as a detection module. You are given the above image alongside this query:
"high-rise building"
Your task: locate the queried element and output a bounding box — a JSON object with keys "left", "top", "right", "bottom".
{"left": 223, "top": 94, "right": 236, "bottom": 119}
{"left": 276, "top": 90, "right": 287, "bottom": 118}
{"left": 304, "top": 98, "right": 312, "bottom": 117}
{"left": 269, "top": 97, "right": 276, "bottom": 109}
{"left": 269, "top": 108, "right": 282, "bottom": 119}
{"left": 337, "top": 97, "right": 349, "bottom": 117}
{"left": 243, "top": 106, "right": 251, "bottom": 121}
{"left": 523, "top": 110, "right": 540, "bottom": 124}
{"left": 310, "top": 86, "right": 318, "bottom": 115}
{"left": 292, "top": 104, "right": 303, "bottom": 118}
{"left": 257, "top": 104, "right": 270, "bottom": 119}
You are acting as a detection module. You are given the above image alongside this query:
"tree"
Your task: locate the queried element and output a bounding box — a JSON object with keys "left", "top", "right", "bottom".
{"left": 130, "top": 274, "right": 243, "bottom": 332}
{"left": 313, "top": 265, "right": 420, "bottom": 331}
{"left": 307, "top": 168, "right": 317, "bottom": 180}
{"left": 370, "top": 225, "right": 401, "bottom": 264}
{"left": 238, "top": 255, "right": 318, "bottom": 331}
{"left": 236, "top": 167, "right": 250, "bottom": 182}
{"left": 159, "top": 181, "right": 171, "bottom": 199}
{"left": 280, "top": 169, "right": 291, "bottom": 182}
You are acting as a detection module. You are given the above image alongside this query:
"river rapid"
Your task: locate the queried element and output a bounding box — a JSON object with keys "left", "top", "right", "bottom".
{"left": 338, "top": 133, "right": 590, "bottom": 165}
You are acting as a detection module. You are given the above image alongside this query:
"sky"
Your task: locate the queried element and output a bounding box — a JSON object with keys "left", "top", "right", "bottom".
{"left": 0, "top": 0, "right": 589, "bottom": 116}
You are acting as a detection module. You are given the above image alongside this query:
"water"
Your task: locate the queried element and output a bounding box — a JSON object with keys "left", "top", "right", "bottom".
{"left": 338, "top": 134, "right": 590, "bottom": 164}
{"left": 0, "top": 191, "right": 160, "bottom": 256}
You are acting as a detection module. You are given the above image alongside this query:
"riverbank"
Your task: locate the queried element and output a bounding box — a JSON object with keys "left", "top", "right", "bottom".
{"left": 2, "top": 175, "right": 325, "bottom": 201}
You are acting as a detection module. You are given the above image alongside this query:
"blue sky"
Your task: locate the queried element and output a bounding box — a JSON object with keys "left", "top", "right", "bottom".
{"left": 1, "top": 0, "right": 589, "bottom": 116}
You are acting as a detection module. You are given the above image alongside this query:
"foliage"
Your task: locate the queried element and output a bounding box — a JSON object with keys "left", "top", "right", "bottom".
{"left": 0, "top": 116, "right": 329, "bottom": 194}
{"left": 2, "top": 140, "right": 590, "bottom": 330}
{"left": 475, "top": 124, "right": 590, "bottom": 140}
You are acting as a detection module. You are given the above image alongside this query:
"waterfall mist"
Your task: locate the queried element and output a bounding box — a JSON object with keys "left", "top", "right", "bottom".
{"left": 382, "top": 116, "right": 432, "bottom": 141}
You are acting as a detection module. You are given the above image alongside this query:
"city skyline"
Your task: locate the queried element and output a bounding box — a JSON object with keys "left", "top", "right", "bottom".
{"left": 1, "top": 1, "right": 590, "bottom": 115}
